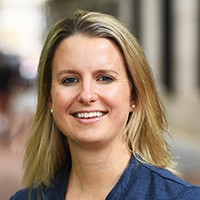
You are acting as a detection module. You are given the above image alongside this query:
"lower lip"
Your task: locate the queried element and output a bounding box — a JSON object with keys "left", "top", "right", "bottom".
{"left": 73, "top": 115, "right": 104, "bottom": 125}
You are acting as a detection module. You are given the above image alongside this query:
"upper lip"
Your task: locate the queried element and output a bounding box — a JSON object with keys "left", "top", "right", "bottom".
{"left": 71, "top": 110, "right": 107, "bottom": 117}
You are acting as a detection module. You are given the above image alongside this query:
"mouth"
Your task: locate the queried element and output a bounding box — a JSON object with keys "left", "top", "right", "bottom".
{"left": 73, "top": 111, "right": 107, "bottom": 119}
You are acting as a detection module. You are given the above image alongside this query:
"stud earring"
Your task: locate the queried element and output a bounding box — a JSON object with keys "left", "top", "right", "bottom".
{"left": 50, "top": 109, "right": 53, "bottom": 113}
{"left": 132, "top": 105, "right": 135, "bottom": 109}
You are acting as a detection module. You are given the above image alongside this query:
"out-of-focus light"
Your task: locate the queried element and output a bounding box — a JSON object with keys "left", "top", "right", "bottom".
{"left": 19, "top": 57, "right": 38, "bottom": 80}
{"left": 0, "top": 0, "right": 45, "bottom": 56}
{"left": 1, "top": 0, "right": 47, "bottom": 6}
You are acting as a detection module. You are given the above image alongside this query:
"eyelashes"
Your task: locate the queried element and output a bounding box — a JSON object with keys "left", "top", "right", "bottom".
{"left": 97, "top": 75, "right": 114, "bottom": 83}
{"left": 61, "top": 77, "right": 79, "bottom": 85}
{"left": 61, "top": 75, "right": 115, "bottom": 86}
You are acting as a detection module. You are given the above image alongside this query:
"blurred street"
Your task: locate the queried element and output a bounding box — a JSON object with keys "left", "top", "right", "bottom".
{"left": 165, "top": 94, "right": 200, "bottom": 185}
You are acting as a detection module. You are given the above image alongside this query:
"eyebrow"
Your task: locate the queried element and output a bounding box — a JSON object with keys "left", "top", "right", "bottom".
{"left": 95, "top": 69, "right": 119, "bottom": 75}
{"left": 57, "top": 70, "right": 78, "bottom": 78}
{"left": 56, "top": 69, "right": 119, "bottom": 79}
{"left": 56, "top": 70, "right": 78, "bottom": 81}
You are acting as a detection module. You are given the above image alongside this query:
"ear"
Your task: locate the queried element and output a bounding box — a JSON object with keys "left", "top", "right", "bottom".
{"left": 129, "top": 99, "right": 135, "bottom": 112}
{"left": 130, "top": 104, "right": 135, "bottom": 112}
{"left": 48, "top": 96, "right": 52, "bottom": 110}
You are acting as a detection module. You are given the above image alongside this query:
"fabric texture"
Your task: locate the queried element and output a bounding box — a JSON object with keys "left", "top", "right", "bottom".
{"left": 10, "top": 155, "right": 200, "bottom": 200}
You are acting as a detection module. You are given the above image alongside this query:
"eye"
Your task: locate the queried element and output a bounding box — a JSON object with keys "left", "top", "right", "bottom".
{"left": 61, "top": 77, "right": 79, "bottom": 85}
{"left": 97, "top": 75, "right": 114, "bottom": 83}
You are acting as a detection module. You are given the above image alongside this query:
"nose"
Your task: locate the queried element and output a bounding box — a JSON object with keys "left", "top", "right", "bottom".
{"left": 77, "top": 79, "right": 97, "bottom": 105}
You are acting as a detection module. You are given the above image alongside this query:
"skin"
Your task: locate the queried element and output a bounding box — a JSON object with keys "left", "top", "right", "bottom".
{"left": 50, "top": 35, "right": 134, "bottom": 199}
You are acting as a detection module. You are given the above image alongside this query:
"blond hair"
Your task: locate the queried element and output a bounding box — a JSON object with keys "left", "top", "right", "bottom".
{"left": 23, "top": 10, "right": 178, "bottom": 187}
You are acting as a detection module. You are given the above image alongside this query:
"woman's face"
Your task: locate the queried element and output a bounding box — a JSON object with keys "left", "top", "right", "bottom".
{"left": 50, "top": 35, "right": 133, "bottom": 148}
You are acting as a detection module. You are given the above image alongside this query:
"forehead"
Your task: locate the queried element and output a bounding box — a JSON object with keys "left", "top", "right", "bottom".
{"left": 55, "top": 35, "right": 121, "bottom": 56}
{"left": 52, "top": 35, "right": 126, "bottom": 72}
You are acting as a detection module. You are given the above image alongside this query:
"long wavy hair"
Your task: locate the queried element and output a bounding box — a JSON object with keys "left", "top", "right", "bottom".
{"left": 23, "top": 10, "right": 178, "bottom": 187}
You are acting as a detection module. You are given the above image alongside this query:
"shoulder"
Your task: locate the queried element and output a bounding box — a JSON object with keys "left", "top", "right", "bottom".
{"left": 9, "top": 185, "right": 41, "bottom": 200}
{"left": 139, "top": 161, "right": 200, "bottom": 199}
{"left": 10, "top": 166, "right": 69, "bottom": 200}
{"left": 9, "top": 188, "right": 30, "bottom": 200}
{"left": 174, "top": 186, "right": 200, "bottom": 200}
{"left": 114, "top": 155, "right": 200, "bottom": 200}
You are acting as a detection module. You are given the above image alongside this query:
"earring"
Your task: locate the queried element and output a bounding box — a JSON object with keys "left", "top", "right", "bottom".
{"left": 50, "top": 109, "right": 53, "bottom": 113}
{"left": 132, "top": 105, "right": 135, "bottom": 108}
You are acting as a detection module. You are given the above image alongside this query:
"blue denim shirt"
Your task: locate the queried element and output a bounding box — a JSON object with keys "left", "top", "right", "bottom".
{"left": 10, "top": 155, "right": 200, "bottom": 200}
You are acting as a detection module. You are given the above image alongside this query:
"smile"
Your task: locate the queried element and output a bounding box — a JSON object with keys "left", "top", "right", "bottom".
{"left": 74, "top": 111, "right": 106, "bottom": 119}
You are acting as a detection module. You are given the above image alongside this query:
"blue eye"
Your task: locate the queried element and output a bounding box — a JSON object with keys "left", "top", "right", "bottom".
{"left": 62, "top": 77, "right": 79, "bottom": 85}
{"left": 98, "top": 75, "right": 114, "bottom": 83}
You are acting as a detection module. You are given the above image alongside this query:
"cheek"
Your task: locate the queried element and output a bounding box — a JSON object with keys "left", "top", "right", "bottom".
{"left": 105, "top": 87, "right": 131, "bottom": 129}
{"left": 52, "top": 90, "right": 67, "bottom": 110}
{"left": 101, "top": 85, "right": 131, "bottom": 109}
{"left": 52, "top": 89, "right": 77, "bottom": 112}
{"left": 52, "top": 90, "right": 60, "bottom": 103}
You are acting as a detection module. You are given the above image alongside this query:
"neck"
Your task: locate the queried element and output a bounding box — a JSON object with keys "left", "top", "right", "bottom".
{"left": 66, "top": 138, "right": 131, "bottom": 199}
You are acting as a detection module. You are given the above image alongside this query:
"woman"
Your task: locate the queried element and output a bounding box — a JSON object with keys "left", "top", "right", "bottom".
{"left": 10, "top": 10, "right": 200, "bottom": 199}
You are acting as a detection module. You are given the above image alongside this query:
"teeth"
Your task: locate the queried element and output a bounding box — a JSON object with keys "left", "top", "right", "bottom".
{"left": 76, "top": 112, "right": 103, "bottom": 119}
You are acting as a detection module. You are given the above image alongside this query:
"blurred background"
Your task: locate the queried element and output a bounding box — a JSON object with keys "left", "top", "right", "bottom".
{"left": 0, "top": 0, "right": 199, "bottom": 199}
